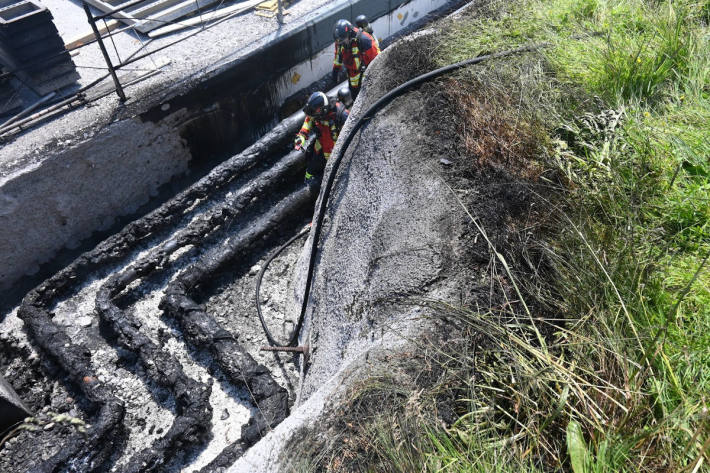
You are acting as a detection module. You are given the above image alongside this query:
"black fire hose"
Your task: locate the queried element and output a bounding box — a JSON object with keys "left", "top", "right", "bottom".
{"left": 255, "top": 224, "right": 311, "bottom": 346}
{"left": 257, "top": 42, "right": 552, "bottom": 348}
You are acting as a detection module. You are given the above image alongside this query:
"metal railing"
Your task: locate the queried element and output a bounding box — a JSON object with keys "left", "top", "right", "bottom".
{"left": 1, "top": 0, "right": 284, "bottom": 137}
{"left": 82, "top": 0, "right": 287, "bottom": 101}
{"left": 83, "top": 1, "right": 127, "bottom": 101}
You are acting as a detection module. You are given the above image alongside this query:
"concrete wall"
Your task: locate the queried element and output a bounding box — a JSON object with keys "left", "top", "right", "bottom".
{"left": 0, "top": 113, "right": 191, "bottom": 288}
{"left": 272, "top": 0, "right": 454, "bottom": 104}
{"left": 143, "top": 0, "right": 457, "bottom": 155}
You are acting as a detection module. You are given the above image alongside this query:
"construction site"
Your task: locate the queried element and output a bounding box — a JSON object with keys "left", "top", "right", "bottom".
{"left": 4, "top": 0, "right": 707, "bottom": 470}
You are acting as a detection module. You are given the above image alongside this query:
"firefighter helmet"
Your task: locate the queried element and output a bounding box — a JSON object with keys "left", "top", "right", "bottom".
{"left": 355, "top": 15, "right": 368, "bottom": 29}
{"left": 337, "top": 86, "right": 353, "bottom": 108}
{"left": 333, "top": 19, "right": 354, "bottom": 42}
{"left": 304, "top": 92, "right": 329, "bottom": 118}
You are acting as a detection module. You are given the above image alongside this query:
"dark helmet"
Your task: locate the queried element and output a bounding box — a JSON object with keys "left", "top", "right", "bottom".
{"left": 333, "top": 19, "right": 354, "bottom": 42}
{"left": 337, "top": 86, "right": 353, "bottom": 108}
{"left": 304, "top": 91, "right": 329, "bottom": 118}
{"left": 355, "top": 14, "right": 369, "bottom": 29}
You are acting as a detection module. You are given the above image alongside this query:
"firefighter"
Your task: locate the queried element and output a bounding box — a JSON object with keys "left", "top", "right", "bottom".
{"left": 355, "top": 14, "right": 380, "bottom": 49}
{"left": 331, "top": 19, "right": 380, "bottom": 100}
{"left": 355, "top": 14, "right": 379, "bottom": 48}
{"left": 294, "top": 91, "right": 349, "bottom": 191}
{"left": 355, "top": 14, "right": 374, "bottom": 35}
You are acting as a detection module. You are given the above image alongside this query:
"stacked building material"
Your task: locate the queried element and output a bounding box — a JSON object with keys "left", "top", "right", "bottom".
{"left": 84, "top": 0, "right": 223, "bottom": 33}
{"left": 254, "top": 0, "right": 291, "bottom": 17}
{"left": 0, "top": 0, "right": 78, "bottom": 99}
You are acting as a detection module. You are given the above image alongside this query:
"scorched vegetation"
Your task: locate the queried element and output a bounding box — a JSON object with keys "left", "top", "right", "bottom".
{"left": 297, "top": 0, "right": 709, "bottom": 471}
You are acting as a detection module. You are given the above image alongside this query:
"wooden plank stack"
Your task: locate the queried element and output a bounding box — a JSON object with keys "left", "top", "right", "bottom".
{"left": 83, "top": 0, "right": 225, "bottom": 33}
{"left": 147, "top": 0, "right": 262, "bottom": 38}
{"left": 254, "top": 0, "right": 291, "bottom": 18}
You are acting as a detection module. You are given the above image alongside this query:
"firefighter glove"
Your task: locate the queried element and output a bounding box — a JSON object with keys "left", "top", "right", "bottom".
{"left": 294, "top": 134, "right": 306, "bottom": 150}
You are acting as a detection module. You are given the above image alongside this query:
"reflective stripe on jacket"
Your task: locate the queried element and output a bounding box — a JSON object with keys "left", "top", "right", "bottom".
{"left": 333, "top": 28, "right": 380, "bottom": 89}
{"left": 297, "top": 103, "right": 349, "bottom": 158}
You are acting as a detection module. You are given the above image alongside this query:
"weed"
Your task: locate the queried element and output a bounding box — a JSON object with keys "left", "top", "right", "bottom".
{"left": 424, "top": 0, "right": 710, "bottom": 471}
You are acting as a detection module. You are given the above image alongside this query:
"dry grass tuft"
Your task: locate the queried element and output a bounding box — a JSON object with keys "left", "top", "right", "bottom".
{"left": 443, "top": 77, "right": 545, "bottom": 180}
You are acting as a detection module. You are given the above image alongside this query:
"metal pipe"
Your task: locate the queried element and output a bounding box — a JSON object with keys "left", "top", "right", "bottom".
{"left": 260, "top": 346, "right": 308, "bottom": 353}
{"left": 148, "top": 0, "right": 262, "bottom": 38}
{"left": 83, "top": 2, "right": 126, "bottom": 102}
{"left": 116, "top": 0, "right": 271, "bottom": 69}
{"left": 0, "top": 69, "right": 161, "bottom": 137}
{"left": 0, "top": 93, "right": 85, "bottom": 137}
{"left": 0, "top": 92, "right": 55, "bottom": 130}
{"left": 276, "top": 0, "right": 284, "bottom": 24}
{"left": 116, "top": 20, "right": 219, "bottom": 69}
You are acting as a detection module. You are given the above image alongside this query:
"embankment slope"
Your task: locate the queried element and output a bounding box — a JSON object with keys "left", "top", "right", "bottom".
{"left": 231, "top": 20, "right": 536, "bottom": 471}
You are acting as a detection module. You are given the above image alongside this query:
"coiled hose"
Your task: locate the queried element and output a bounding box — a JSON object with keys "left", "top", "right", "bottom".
{"left": 257, "top": 42, "right": 550, "bottom": 347}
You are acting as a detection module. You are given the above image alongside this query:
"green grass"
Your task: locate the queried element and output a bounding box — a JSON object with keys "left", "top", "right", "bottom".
{"left": 422, "top": 0, "right": 710, "bottom": 471}
{"left": 294, "top": 1, "right": 708, "bottom": 471}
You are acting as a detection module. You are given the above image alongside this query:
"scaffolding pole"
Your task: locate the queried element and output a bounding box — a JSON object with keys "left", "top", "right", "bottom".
{"left": 82, "top": 2, "right": 126, "bottom": 102}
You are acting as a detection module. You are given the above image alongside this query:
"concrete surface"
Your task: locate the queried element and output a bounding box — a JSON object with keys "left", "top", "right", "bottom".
{"left": 230, "top": 23, "right": 472, "bottom": 471}
{"left": 296, "top": 84, "right": 455, "bottom": 401}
